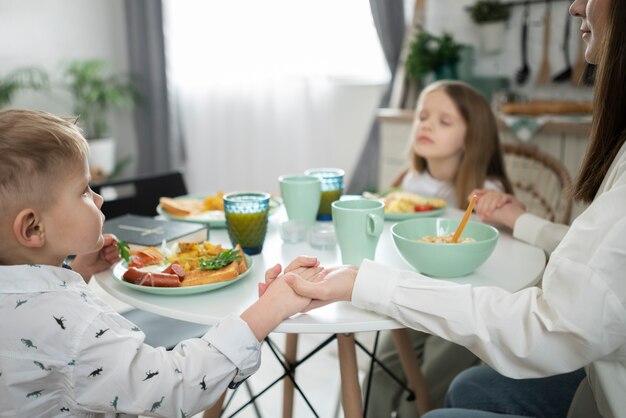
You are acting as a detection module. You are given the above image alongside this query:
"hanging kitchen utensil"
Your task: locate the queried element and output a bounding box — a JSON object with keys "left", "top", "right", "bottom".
{"left": 536, "top": 0, "right": 552, "bottom": 85}
{"left": 552, "top": 10, "right": 572, "bottom": 82}
{"left": 515, "top": 1, "right": 531, "bottom": 85}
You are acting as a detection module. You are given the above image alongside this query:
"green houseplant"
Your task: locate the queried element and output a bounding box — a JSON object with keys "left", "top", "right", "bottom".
{"left": 405, "top": 31, "right": 463, "bottom": 82}
{"left": 467, "top": 0, "right": 511, "bottom": 53}
{"left": 0, "top": 67, "right": 49, "bottom": 108}
{"left": 64, "top": 60, "right": 141, "bottom": 178}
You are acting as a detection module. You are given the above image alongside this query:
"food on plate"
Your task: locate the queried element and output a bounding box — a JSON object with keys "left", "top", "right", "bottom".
{"left": 417, "top": 234, "right": 475, "bottom": 244}
{"left": 121, "top": 241, "right": 248, "bottom": 288}
{"left": 159, "top": 192, "right": 225, "bottom": 217}
{"left": 382, "top": 191, "right": 446, "bottom": 214}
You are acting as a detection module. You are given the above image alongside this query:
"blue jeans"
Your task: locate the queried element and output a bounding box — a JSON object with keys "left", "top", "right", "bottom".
{"left": 422, "top": 365, "right": 585, "bottom": 418}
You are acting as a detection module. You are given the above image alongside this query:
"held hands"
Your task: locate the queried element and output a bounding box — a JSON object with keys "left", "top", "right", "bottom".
{"left": 470, "top": 189, "right": 526, "bottom": 229}
{"left": 284, "top": 265, "right": 358, "bottom": 312}
{"left": 70, "top": 234, "right": 121, "bottom": 282}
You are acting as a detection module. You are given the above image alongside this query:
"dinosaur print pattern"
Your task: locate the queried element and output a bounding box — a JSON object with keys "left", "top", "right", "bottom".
{"left": 53, "top": 315, "right": 66, "bottom": 329}
{"left": 21, "top": 338, "right": 37, "bottom": 349}
{"left": 60, "top": 407, "right": 69, "bottom": 412}
{"left": 143, "top": 370, "right": 159, "bottom": 381}
{"left": 26, "top": 389, "right": 43, "bottom": 398}
{"left": 111, "top": 395, "right": 119, "bottom": 410}
{"left": 34, "top": 361, "right": 51, "bottom": 371}
{"left": 200, "top": 375, "right": 207, "bottom": 391}
{"left": 95, "top": 328, "right": 110, "bottom": 338}
{"left": 150, "top": 396, "right": 165, "bottom": 412}
{"left": 15, "top": 299, "right": 27, "bottom": 309}
{"left": 88, "top": 367, "right": 103, "bottom": 377}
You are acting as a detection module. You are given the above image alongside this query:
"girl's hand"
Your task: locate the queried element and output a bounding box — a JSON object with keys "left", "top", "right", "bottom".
{"left": 470, "top": 189, "right": 526, "bottom": 229}
{"left": 284, "top": 265, "right": 358, "bottom": 312}
{"left": 71, "top": 234, "right": 121, "bottom": 282}
{"left": 259, "top": 256, "right": 325, "bottom": 296}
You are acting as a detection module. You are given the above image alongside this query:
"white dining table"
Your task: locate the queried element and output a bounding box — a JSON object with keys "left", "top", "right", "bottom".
{"left": 94, "top": 207, "right": 546, "bottom": 418}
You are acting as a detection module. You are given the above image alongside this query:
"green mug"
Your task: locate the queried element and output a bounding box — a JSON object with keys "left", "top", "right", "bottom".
{"left": 278, "top": 175, "right": 321, "bottom": 228}
{"left": 332, "top": 199, "right": 384, "bottom": 265}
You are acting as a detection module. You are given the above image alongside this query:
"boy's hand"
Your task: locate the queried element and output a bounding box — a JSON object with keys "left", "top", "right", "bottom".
{"left": 71, "top": 234, "right": 121, "bottom": 282}
{"left": 285, "top": 265, "right": 358, "bottom": 312}
{"left": 470, "top": 189, "right": 526, "bottom": 229}
{"left": 259, "top": 256, "right": 325, "bottom": 297}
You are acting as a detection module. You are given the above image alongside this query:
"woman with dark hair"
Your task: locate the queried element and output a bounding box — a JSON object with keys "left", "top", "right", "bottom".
{"left": 277, "top": 0, "right": 626, "bottom": 416}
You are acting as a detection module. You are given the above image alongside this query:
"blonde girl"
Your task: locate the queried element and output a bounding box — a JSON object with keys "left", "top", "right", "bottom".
{"left": 393, "top": 80, "right": 513, "bottom": 209}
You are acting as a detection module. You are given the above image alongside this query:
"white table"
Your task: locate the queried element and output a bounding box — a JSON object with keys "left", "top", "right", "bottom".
{"left": 95, "top": 208, "right": 546, "bottom": 417}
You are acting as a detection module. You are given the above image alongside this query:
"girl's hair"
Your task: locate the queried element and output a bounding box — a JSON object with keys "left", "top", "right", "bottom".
{"left": 0, "top": 109, "right": 89, "bottom": 217}
{"left": 573, "top": 0, "right": 626, "bottom": 202}
{"left": 411, "top": 80, "right": 513, "bottom": 209}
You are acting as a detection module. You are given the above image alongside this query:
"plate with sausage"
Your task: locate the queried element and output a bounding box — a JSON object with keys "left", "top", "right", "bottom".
{"left": 111, "top": 242, "right": 253, "bottom": 295}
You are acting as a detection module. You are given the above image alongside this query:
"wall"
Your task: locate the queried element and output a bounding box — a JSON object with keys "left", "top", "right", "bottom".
{"left": 0, "top": 0, "right": 137, "bottom": 172}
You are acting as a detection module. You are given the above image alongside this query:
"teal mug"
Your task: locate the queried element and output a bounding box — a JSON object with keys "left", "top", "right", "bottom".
{"left": 332, "top": 199, "right": 384, "bottom": 265}
{"left": 278, "top": 175, "right": 321, "bottom": 228}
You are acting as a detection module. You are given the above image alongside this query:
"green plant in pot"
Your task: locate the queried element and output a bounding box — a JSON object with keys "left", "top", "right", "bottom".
{"left": 0, "top": 67, "right": 49, "bottom": 108}
{"left": 467, "top": 0, "right": 511, "bottom": 54}
{"left": 64, "top": 60, "right": 141, "bottom": 180}
{"left": 405, "top": 31, "right": 463, "bottom": 83}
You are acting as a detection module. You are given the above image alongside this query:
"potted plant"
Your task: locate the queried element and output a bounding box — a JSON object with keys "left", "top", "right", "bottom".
{"left": 405, "top": 31, "right": 464, "bottom": 83}
{"left": 467, "top": 0, "right": 511, "bottom": 54}
{"left": 64, "top": 60, "right": 141, "bottom": 177}
{"left": 0, "top": 67, "right": 49, "bottom": 108}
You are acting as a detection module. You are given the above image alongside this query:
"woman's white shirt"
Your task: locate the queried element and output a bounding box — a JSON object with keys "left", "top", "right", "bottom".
{"left": 354, "top": 143, "right": 626, "bottom": 417}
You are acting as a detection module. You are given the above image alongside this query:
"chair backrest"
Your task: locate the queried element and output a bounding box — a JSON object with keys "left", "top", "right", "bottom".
{"left": 91, "top": 170, "right": 188, "bottom": 219}
{"left": 502, "top": 143, "right": 573, "bottom": 225}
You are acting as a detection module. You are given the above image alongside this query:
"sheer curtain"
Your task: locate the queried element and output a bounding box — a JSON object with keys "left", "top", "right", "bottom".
{"left": 164, "top": 0, "right": 389, "bottom": 194}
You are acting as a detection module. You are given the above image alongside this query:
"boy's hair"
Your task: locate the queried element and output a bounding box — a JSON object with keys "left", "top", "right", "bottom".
{"left": 411, "top": 80, "right": 513, "bottom": 209}
{"left": 574, "top": 0, "right": 626, "bottom": 202}
{"left": 0, "top": 109, "right": 89, "bottom": 218}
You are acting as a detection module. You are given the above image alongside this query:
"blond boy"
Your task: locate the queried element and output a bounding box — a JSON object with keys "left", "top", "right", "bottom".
{"left": 0, "top": 109, "right": 321, "bottom": 417}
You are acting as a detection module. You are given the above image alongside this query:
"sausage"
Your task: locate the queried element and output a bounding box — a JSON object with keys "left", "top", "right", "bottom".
{"left": 123, "top": 268, "right": 147, "bottom": 284}
{"left": 138, "top": 272, "right": 181, "bottom": 287}
{"left": 162, "top": 262, "right": 186, "bottom": 280}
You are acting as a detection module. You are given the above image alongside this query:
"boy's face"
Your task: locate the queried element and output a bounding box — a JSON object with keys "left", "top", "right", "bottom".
{"left": 41, "top": 158, "right": 105, "bottom": 259}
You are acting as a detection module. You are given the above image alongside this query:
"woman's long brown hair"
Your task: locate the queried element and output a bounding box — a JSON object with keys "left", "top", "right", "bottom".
{"left": 411, "top": 81, "right": 513, "bottom": 209}
{"left": 573, "top": 0, "right": 626, "bottom": 202}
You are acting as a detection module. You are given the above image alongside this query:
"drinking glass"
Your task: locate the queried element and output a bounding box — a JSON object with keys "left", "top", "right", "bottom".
{"left": 332, "top": 198, "right": 384, "bottom": 265}
{"left": 223, "top": 192, "right": 270, "bottom": 255}
{"left": 304, "top": 168, "right": 345, "bottom": 221}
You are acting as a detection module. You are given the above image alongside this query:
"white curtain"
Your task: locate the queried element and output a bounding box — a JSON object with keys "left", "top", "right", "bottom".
{"left": 164, "top": 0, "right": 389, "bottom": 194}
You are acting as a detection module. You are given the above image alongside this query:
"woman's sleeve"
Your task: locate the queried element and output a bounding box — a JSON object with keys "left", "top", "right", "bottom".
{"left": 352, "top": 177, "right": 626, "bottom": 378}
{"left": 513, "top": 213, "right": 569, "bottom": 255}
{"left": 70, "top": 314, "right": 260, "bottom": 417}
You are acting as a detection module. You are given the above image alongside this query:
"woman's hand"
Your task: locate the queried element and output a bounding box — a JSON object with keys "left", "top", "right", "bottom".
{"left": 284, "top": 265, "right": 358, "bottom": 312}
{"left": 71, "top": 234, "right": 121, "bottom": 282}
{"left": 259, "top": 256, "right": 325, "bottom": 296}
{"left": 470, "top": 189, "right": 526, "bottom": 229}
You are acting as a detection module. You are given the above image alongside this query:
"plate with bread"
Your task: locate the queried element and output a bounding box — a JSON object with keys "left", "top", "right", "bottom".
{"left": 111, "top": 241, "right": 253, "bottom": 295}
{"left": 157, "top": 193, "right": 281, "bottom": 228}
{"left": 365, "top": 190, "right": 446, "bottom": 221}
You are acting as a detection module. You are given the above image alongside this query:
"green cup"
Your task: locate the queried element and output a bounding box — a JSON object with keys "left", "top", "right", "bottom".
{"left": 278, "top": 175, "right": 321, "bottom": 228}
{"left": 332, "top": 199, "right": 384, "bottom": 265}
{"left": 223, "top": 192, "right": 270, "bottom": 255}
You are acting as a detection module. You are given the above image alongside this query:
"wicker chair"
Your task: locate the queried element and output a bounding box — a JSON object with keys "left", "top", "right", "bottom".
{"left": 502, "top": 143, "right": 574, "bottom": 225}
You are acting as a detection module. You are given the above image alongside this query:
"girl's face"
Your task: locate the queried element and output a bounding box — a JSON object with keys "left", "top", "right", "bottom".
{"left": 412, "top": 89, "right": 466, "bottom": 163}
{"left": 41, "top": 158, "right": 105, "bottom": 260}
{"left": 570, "top": 0, "right": 610, "bottom": 64}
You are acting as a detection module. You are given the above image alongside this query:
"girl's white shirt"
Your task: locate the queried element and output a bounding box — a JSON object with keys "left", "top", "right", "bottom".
{"left": 401, "top": 169, "right": 502, "bottom": 208}
{"left": 358, "top": 143, "right": 626, "bottom": 417}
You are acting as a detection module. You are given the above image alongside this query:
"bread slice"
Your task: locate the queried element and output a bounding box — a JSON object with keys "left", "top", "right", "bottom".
{"left": 159, "top": 197, "right": 204, "bottom": 217}
{"left": 181, "top": 262, "right": 240, "bottom": 286}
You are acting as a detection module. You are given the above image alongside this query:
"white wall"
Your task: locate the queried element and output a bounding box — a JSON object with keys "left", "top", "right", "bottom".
{"left": 0, "top": 0, "right": 137, "bottom": 170}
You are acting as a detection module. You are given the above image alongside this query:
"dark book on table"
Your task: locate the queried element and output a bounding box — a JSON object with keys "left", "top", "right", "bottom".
{"left": 103, "top": 214, "right": 208, "bottom": 248}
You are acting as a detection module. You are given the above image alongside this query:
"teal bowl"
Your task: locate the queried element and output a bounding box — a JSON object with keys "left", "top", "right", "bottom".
{"left": 391, "top": 218, "right": 499, "bottom": 278}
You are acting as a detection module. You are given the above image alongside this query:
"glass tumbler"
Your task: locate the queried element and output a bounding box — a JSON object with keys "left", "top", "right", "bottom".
{"left": 223, "top": 192, "right": 270, "bottom": 255}
{"left": 304, "top": 168, "right": 345, "bottom": 221}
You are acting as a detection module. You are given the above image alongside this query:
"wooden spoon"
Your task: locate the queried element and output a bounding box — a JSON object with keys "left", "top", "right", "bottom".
{"left": 452, "top": 194, "right": 477, "bottom": 243}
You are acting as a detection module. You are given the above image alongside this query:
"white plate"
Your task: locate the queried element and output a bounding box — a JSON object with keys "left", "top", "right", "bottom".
{"left": 111, "top": 254, "right": 253, "bottom": 296}
{"left": 385, "top": 207, "right": 445, "bottom": 221}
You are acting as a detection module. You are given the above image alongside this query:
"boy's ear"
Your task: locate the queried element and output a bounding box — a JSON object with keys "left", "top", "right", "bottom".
{"left": 13, "top": 208, "right": 46, "bottom": 248}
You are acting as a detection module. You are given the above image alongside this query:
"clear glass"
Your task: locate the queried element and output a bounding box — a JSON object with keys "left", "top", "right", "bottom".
{"left": 304, "top": 168, "right": 345, "bottom": 221}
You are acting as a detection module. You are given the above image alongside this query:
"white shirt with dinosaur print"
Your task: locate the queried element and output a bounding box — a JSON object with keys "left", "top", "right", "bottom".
{"left": 0, "top": 264, "right": 261, "bottom": 417}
